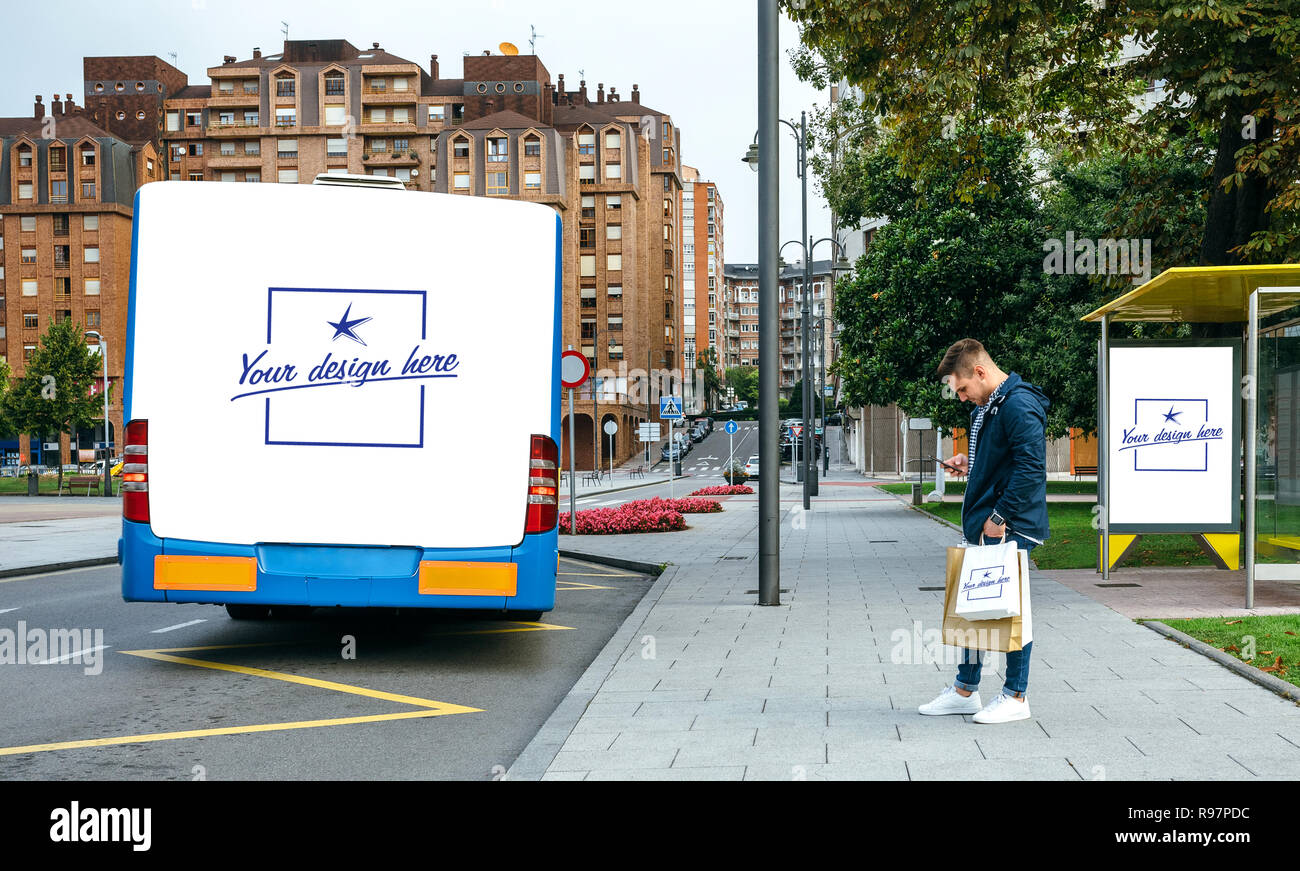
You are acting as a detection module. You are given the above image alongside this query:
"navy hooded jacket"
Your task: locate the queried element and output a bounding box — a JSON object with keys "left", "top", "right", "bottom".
{"left": 961, "top": 372, "right": 1051, "bottom": 545}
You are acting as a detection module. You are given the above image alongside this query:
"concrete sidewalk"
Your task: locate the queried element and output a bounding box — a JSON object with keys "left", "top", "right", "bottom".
{"left": 511, "top": 469, "right": 1300, "bottom": 781}
{"left": 0, "top": 496, "right": 120, "bottom": 575}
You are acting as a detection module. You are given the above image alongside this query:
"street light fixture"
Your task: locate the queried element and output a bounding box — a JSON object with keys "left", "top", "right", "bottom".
{"left": 84, "top": 331, "right": 111, "bottom": 497}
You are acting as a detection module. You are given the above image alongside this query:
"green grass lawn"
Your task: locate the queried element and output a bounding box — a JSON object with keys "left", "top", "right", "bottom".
{"left": 912, "top": 501, "right": 1212, "bottom": 570}
{"left": 877, "top": 481, "right": 1097, "bottom": 497}
{"left": 1158, "top": 615, "right": 1300, "bottom": 689}
{"left": 0, "top": 475, "right": 114, "bottom": 495}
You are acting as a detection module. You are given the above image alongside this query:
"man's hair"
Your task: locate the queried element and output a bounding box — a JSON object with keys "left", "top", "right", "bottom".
{"left": 936, "top": 339, "right": 993, "bottom": 378}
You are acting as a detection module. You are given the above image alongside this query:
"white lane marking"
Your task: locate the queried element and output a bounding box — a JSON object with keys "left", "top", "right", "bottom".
{"left": 37, "top": 644, "right": 111, "bottom": 665}
{"left": 0, "top": 607, "right": 19, "bottom": 614}
{"left": 151, "top": 618, "right": 208, "bottom": 634}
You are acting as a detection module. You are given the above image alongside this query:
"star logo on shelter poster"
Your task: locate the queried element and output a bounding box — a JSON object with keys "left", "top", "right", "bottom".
{"left": 1127, "top": 399, "right": 1213, "bottom": 472}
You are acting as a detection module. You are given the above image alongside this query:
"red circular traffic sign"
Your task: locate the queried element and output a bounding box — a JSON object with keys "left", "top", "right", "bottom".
{"left": 561, "top": 350, "right": 590, "bottom": 389}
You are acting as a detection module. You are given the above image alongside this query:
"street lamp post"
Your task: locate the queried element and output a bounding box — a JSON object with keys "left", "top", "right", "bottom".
{"left": 84, "top": 331, "right": 111, "bottom": 497}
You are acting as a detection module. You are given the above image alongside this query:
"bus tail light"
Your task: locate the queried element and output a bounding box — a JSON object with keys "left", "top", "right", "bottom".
{"left": 122, "top": 419, "right": 150, "bottom": 524}
{"left": 525, "top": 434, "right": 558, "bottom": 534}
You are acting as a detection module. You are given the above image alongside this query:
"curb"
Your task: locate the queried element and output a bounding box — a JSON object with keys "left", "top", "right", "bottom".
{"left": 506, "top": 559, "right": 679, "bottom": 781}
{"left": 0, "top": 555, "right": 118, "bottom": 579}
{"left": 1143, "top": 620, "right": 1300, "bottom": 704}
{"left": 559, "top": 550, "right": 665, "bottom": 577}
{"left": 569, "top": 476, "right": 686, "bottom": 501}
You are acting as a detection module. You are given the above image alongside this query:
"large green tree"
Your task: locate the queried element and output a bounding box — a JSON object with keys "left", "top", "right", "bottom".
{"left": 697, "top": 346, "right": 723, "bottom": 410}
{"left": 788, "top": 0, "right": 1300, "bottom": 264}
{"left": 3, "top": 319, "right": 102, "bottom": 488}
{"left": 725, "top": 366, "right": 760, "bottom": 407}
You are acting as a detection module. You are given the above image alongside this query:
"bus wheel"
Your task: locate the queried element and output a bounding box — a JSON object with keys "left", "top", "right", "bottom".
{"left": 501, "top": 610, "right": 544, "bottom": 622}
{"left": 225, "top": 603, "right": 271, "bottom": 620}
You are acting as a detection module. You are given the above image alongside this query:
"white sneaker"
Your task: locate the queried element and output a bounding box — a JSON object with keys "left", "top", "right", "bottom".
{"left": 972, "top": 693, "right": 1031, "bottom": 724}
{"left": 918, "top": 685, "right": 982, "bottom": 716}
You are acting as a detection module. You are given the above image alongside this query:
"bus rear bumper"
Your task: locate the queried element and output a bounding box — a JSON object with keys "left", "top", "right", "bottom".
{"left": 120, "top": 520, "right": 558, "bottom": 612}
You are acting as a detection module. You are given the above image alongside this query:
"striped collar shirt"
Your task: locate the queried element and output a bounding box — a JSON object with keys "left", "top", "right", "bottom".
{"left": 967, "top": 378, "right": 1007, "bottom": 478}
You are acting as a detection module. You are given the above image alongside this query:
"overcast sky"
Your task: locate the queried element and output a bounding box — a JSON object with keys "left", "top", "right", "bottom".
{"left": 5, "top": 0, "right": 833, "bottom": 263}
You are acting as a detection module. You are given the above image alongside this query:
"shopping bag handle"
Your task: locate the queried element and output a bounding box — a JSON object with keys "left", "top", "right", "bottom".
{"left": 978, "top": 533, "right": 1008, "bottom": 545}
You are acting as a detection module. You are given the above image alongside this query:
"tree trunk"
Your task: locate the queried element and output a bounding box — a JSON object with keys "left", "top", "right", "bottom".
{"left": 1201, "top": 102, "right": 1274, "bottom": 265}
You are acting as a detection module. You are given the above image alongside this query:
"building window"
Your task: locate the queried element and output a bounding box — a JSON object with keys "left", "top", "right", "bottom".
{"left": 165, "top": 111, "right": 180, "bottom": 132}
{"left": 24, "top": 312, "right": 40, "bottom": 329}
{"left": 276, "top": 76, "right": 295, "bottom": 97}
{"left": 608, "top": 316, "right": 623, "bottom": 331}
{"left": 429, "top": 105, "right": 445, "bottom": 122}
{"left": 369, "top": 108, "right": 387, "bottom": 124}
{"left": 20, "top": 216, "right": 35, "bottom": 232}
{"left": 524, "top": 136, "right": 541, "bottom": 157}
{"left": 49, "top": 147, "right": 66, "bottom": 173}
{"left": 245, "top": 141, "right": 260, "bottom": 155}
{"left": 581, "top": 195, "right": 595, "bottom": 219}
{"left": 580, "top": 287, "right": 597, "bottom": 309}
{"left": 525, "top": 171, "right": 541, "bottom": 190}
{"left": 189, "top": 143, "right": 204, "bottom": 156}
{"left": 275, "top": 108, "right": 296, "bottom": 127}
{"left": 278, "top": 139, "right": 298, "bottom": 159}
{"left": 278, "top": 169, "right": 298, "bottom": 184}
{"left": 605, "top": 131, "right": 621, "bottom": 149}
{"left": 325, "top": 105, "right": 347, "bottom": 126}
{"left": 84, "top": 279, "right": 100, "bottom": 296}
{"left": 245, "top": 173, "right": 261, "bottom": 183}
{"left": 392, "top": 107, "right": 410, "bottom": 124}
{"left": 221, "top": 172, "right": 236, "bottom": 183}
{"left": 22, "top": 280, "right": 37, "bottom": 296}
{"left": 578, "top": 165, "right": 595, "bottom": 184}
{"left": 486, "top": 171, "right": 508, "bottom": 195}
{"left": 171, "top": 145, "right": 184, "bottom": 161}
{"left": 244, "top": 79, "right": 259, "bottom": 94}
{"left": 392, "top": 138, "right": 409, "bottom": 154}
{"left": 324, "top": 72, "right": 345, "bottom": 96}
{"left": 86, "top": 310, "right": 100, "bottom": 327}
{"left": 580, "top": 255, "right": 596, "bottom": 277}
{"left": 580, "top": 228, "right": 595, "bottom": 249}
{"left": 607, "top": 254, "right": 622, "bottom": 272}
{"left": 453, "top": 139, "right": 469, "bottom": 159}
{"left": 453, "top": 172, "right": 470, "bottom": 190}
{"left": 606, "top": 224, "right": 621, "bottom": 240}
{"left": 21, "top": 248, "right": 36, "bottom": 264}
{"left": 577, "top": 132, "right": 595, "bottom": 155}
{"left": 220, "top": 142, "right": 236, "bottom": 157}
{"left": 84, "top": 247, "right": 99, "bottom": 263}
{"left": 327, "top": 137, "right": 347, "bottom": 158}
{"left": 244, "top": 111, "right": 260, "bottom": 125}
{"left": 607, "top": 195, "right": 621, "bottom": 211}
{"left": 487, "top": 137, "right": 508, "bottom": 162}
{"left": 186, "top": 111, "right": 201, "bottom": 127}
{"left": 18, "top": 183, "right": 33, "bottom": 200}
{"left": 218, "top": 111, "right": 236, "bottom": 126}
{"left": 608, "top": 285, "right": 622, "bottom": 298}
{"left": 393, "top": 77, "right": 410, "bottom": 92}
{"left": 188, "top": 172, "right": 203, "bottom": 181}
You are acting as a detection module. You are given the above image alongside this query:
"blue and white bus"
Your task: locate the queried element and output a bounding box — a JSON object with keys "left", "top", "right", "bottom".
{"left": 118, "top": 178, "right": 561, "bottom": 620}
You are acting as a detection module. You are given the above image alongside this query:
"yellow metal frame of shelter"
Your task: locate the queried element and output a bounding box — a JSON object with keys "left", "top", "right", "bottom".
{"left": 1083, "top": 264, "right": 1300, "bottom": 607}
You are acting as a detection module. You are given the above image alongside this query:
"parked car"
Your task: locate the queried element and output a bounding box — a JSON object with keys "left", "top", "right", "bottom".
{"left": 743, "top": 455, "right": 760, "bottom": 477}
{"left": 661, "top": 442, "right": 686, "bottom": 462}
{"left": 826, "top": 412, "right": 843, "bottom": 426}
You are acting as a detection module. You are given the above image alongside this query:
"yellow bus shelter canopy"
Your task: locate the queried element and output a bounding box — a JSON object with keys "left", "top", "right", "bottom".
{"left": 1081, "top": 264, "right": 1300, "bottom": 323}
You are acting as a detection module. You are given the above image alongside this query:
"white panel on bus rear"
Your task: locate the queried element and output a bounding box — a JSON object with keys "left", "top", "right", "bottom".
{"left": 130, "top": 182, "right": 556, "bottom": 549}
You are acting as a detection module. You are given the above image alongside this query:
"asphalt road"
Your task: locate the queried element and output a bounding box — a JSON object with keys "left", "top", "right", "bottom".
{"left": 0, "top": 557, "right": 653, "bottom": 780}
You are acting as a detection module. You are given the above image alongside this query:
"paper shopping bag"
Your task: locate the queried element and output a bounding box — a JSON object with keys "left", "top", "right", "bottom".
{"left": 942, "top": 546, "right": 1032, "bottom": 653}
{"left": 953, "top": 537, "right": 1022, "bottom": 621}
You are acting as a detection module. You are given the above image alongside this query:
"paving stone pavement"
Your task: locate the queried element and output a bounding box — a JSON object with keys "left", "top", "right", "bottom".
{"left": 510, "top": 472, "right": 1300, "bottom": 781}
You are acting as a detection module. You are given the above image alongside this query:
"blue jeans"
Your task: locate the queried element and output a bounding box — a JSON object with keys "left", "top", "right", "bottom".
{"left": 954, "top": 533, "right": 1035, "bottom": 699}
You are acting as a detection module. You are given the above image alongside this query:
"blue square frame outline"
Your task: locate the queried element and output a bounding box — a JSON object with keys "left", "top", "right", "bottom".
{"left": 962, "top": 564, "right": 1012, "bottom": 602}
{"left": 264, "top": 286, "right": 429, "bottom": 448}
{"left": 1131, "top": 398, "right": 1211, "bottom": 472}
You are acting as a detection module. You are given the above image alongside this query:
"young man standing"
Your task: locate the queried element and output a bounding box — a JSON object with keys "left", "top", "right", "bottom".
{"left": 919, "top": 339, "right": 1050, "bottom": 724}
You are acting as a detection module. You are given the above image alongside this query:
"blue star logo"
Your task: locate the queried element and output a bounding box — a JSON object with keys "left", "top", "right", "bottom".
{"left": 327, "top": 303, "right": 372, "bottom": 347}
{"left": 1162, "top": 405, "right": 1182, "bottom": 424}
{"left": 981, "top": 570, "right": 993, "bottom": 579}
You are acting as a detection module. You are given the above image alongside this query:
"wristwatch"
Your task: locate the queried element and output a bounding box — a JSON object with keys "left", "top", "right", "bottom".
{"left": 989, "top": 510, "right": 1005, "bottom": 527}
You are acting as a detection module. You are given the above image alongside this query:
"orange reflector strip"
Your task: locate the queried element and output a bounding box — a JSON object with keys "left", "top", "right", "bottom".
{"left": 418, "top": 561, "right": 517, "bottom": 597}
{"left": 154, "top": 555, "right": 257, "bottom": 592}
{"left": 123, "top": 473, "right": 147, "bottom": 483}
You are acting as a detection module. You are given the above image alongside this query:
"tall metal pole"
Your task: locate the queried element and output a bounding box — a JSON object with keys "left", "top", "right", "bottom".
{"left": 86, "top": 331, "right": 111, "bottom": 496}
{"left": 758, "top": 0, "right": 780, "bottom": 605}
{"left": 1099, "top": 318, "right": 1110, "bottom": 578}
{"left": 1246, "top": 292, "right": 1258, "bottom": 608}
{"left": 820, "top": 320, "right": 827, "bottom": 474}
{"left": 800, "top": 113, "right": 814, "bottom": 508}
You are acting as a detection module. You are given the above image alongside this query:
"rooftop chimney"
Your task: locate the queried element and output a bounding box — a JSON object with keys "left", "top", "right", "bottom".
{"left": 51, "top": 94, "right": 64, "bottom": 116}
{"left": 609, "top": 87, "right": 618, "bottom": 103}
{"left": 64, "top": 94, "right": 75, "bottom": 114}
{"left": 579, "top": 80, "right": 587, "bottom": 104}
{"left": 430, "top": 54, "right": 439, "bottom": 80}
{"left": 253, "top": 47, "right": 262, "bottom": 58}
{"left": 34, "top": 95, "right": 45, "bottom": 119}
{"left": 631, "top": 84, "right": 640, "bottom": 105}
{"left": 224, "top": 55, "right": 236, "bottom": 64}
{"left": 557, "top": 73, "right": 565, "bottom": 92}
{"left": 483, "top": 50, "right": 491, "bottom": 56}
{"left": 373, "top": 42, "right": 381, "bottom": 50}
{"left": 486, "top": 98, "right": 495, "bottom": 114}
{"left": 597, "top": 83, "right": 604, "bottom": 103}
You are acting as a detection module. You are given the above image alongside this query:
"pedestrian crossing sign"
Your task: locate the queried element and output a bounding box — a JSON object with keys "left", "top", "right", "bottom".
{"left": 659, "top": 396, "right": 684, "bottom": 419}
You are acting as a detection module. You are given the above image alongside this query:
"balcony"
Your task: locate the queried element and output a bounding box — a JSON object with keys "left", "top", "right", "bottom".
{"left": 208, "top": 120, "right": 262, "bottom": 136}
{"left": 209, "top": 91, "right": 260, "bottom": 107}
{"left": 361, "top": 120, "right": 417, "bottom": 134}
{"left": 208, "top": 153, "right": 265, "bottom": 169}
{"left": 361, "top": 88, "right": 417, "bottom": 104}
{"left": 363, "top": 149, "right": 418, "bottom": 165}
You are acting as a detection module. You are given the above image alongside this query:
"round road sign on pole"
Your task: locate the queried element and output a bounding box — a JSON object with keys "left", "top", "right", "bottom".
{"left": 561, "top": 350, "right": 590, "bottom": 390}
{"left": 603, "top": 420, "right": 618, "bottom": 435}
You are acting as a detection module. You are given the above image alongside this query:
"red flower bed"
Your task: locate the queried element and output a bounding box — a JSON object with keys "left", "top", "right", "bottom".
{"left": 624, "top": 497, "right": 722, "bottom": 514}
{"left": 559, "top": 504, "right": 686, "bottom": 535}
{"left": 688, "top": 485, "right": 754, "bottom": 497}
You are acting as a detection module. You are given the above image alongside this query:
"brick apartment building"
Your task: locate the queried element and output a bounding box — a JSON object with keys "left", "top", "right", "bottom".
{"left": 0, "top": 94, "right": 161, "bottom": 467}
{"left": 722, "top": 260, "right": 837, "bottom": 402}
{"left": 680, "top": 166, "right": 724, "bottom": 414}
{"left": 77, "top": 39, "right": 687, "bottom": 470}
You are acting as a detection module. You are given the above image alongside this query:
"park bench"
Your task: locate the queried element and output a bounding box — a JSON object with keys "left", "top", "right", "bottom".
{"left": 60, "top": 475, "right": 102, "bottom": 496}
{"left": 1073, "top": 464, "right": 1098, "bottom": 480}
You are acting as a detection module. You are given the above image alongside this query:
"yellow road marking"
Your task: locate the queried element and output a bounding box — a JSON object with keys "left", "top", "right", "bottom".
{"left": 557, "top": 570, "right": 636, "bottom": 577}
{"left": 0, "top": 710, "right": 446, "bottom": 757}
{"left": 557, "top": 580, "right": 614, "bottom": 591}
